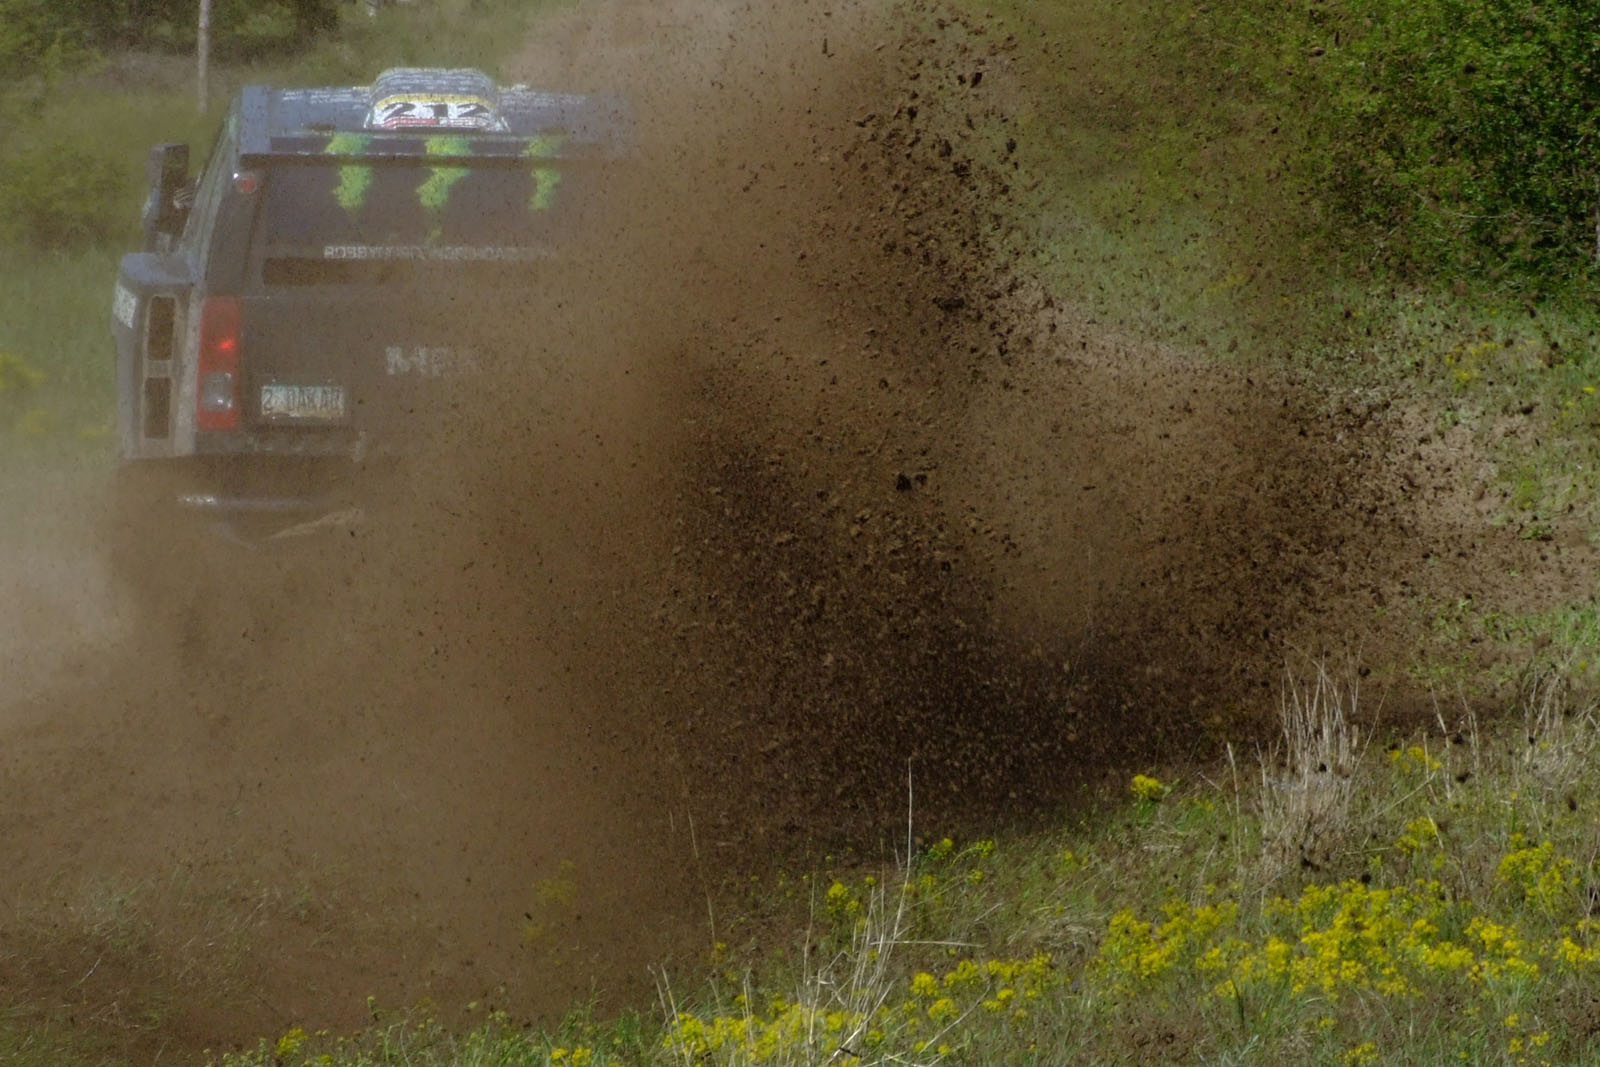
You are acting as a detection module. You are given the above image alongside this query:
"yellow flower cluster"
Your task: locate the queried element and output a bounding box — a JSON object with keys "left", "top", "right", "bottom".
{"left": 1131, "top": 774, "right": 1169, "bottom": 802}
{"left": 825, "top": 880, "right": 864, "bottom": 921}
{"left": 1463, "top": 917, "right": 1542, "bottom": 982}
{"left": 0, "top": 352, "right": 51, "bottom": 438}
{"left": 1344, "top": 1041, "right": 1379, "bottom": 1066}
{"left": 900, "top": 954, "right": 1055, "bottom": 1033}
{"left": 666, "top": 1002, "right": 869, "bottom": 1065}
{"left": 1246, "top": 879, "right": 1463, "bottom": 997}
{"left": 0, "top": 352, "right": 44, "bottom": 396}
{"left": 1549, "top": 920, "right": 1600, "bottom": 969}
{"left": 1098, "top": 898, "right": 1238, "bottom": 987}
{"left": 1441, "top": 339, "right": 1496, "bottom": 387}
{"left": 1497, "top": 836, "right": 1578, "bottom": 914}
{"left": 664, "top": 953, "right": 1054, "bottom": 1064}
{"left": 1502, "top": 1012, "right": 1553, "bottom": 1064}
{"left": 1387, "top": 745, "right": 1442, "bottom": 774}
{"left": 1096, "top": 851, "right": 1600, "bottom": 1015}
{"left": 1394, "top": 817, "right": 1441, "bottom": 857}
{"left": 273, "top": 1027, "right": 309, "bottom": 1059}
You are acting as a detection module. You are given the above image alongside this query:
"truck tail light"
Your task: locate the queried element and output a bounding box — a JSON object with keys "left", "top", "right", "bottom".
{"left": 197, "top": 296, "right": 241, "bottom": 431}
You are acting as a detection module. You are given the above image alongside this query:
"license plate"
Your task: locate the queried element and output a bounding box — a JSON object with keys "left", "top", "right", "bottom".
{"left": 260, "top": 383, "right": 347, "bottom": 421}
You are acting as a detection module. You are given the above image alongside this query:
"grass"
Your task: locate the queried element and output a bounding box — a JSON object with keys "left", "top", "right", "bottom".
{"left": 960, "top": 0, "right": 1600, "bottom": 532}
{"left": 0, "top": 851, "right": 417, "bottom": 1067}
{"left": 1406, "top": 595, "right": 1600, "bottom": 698}
{"left": 169, "top": 653, "right": 1600, "bottom": 1067}
{"left": 0, "top": 246, "right": 121, "bottom": 471}
{"left": 1257, "top": 666, "right": 1366, "bottom": 882}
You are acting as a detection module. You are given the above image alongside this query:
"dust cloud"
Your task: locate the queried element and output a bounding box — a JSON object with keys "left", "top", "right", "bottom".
{"left": 1, "top": 0, "right": 1586, "bottom": 1058}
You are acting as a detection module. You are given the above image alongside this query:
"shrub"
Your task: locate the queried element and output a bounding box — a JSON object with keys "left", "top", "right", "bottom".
{"left": 1176, "top": 0, "right": 1600, "bottom": 293}
{"left": 1260, "top": 665, "right": 1365, "bottom": 881}
{"left": 1317, "top": 0, "right": 1600, "bottom": 286}
{"left": 0, "top": 0, "right": 63, "bottom": 78}
{"left": 0, "top": 135, "right": 126, "bottom": 250}
{"left": 0, "top": 0, "right": 344, "bottom": 81}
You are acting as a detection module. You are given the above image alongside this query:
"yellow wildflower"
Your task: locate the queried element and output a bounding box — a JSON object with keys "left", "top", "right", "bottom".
{"left": 1345, "top": 1041, "right": 1379, "bottom": 1066}
{"left": 274, "top": 1027, "right": 309, "bottom": 1059}
{"left": 1131, "top": 774, "right": 1168, "bottom": 802}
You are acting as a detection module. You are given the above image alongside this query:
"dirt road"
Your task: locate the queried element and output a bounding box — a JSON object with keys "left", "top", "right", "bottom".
{"left": 3, "top": 0, "right": 1597, "bottom": 1057}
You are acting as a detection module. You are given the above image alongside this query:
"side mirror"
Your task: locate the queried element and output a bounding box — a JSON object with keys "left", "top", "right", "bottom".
{"left": 141, "top": 143, "right": 190, "bottom": 252}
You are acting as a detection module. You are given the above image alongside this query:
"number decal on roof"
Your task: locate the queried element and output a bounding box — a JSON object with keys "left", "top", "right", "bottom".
{"left": 368, "top": 94, "right": 499, "bottom": 131}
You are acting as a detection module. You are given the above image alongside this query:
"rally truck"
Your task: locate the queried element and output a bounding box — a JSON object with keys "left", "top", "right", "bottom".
{"left": 111, "top": 67, "right": 630, "bottom": 541}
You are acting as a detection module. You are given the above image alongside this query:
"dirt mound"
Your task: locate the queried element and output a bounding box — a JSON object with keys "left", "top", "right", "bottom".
{"left": 2, "top": 0, "right": 1596, "bottom": 1059}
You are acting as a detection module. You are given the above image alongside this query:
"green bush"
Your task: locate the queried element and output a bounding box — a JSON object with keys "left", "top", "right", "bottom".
{"left": 144, "top": 0, "right": 337, "bottom": 60}
{"left": 0, "top": 0, "right": 343, "bottom": 80}
{"left": 0, "top": 136, "right": 126, "bottom": 250}
{"left": 1189, "top": 0, "right": 1600, "bottom": 292}
{"left": 1320, "top": 0, "right": 1600, "bottom": 286}
{"left": 0, "top": 0, "right": 92, "bottom": 81}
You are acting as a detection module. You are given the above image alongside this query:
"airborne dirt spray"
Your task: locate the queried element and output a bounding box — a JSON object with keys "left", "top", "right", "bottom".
{"left": 0, "top": 0, "right": 1477, "bottom": 1055}
{"left": 474, "top": 0, "right": 1542, "bottom": 857}
{"left": 467, "top": 0, "right": 1100, "bottom": 851}
{"left": 482, "top": 0, "right": 1385, "bottom": 849}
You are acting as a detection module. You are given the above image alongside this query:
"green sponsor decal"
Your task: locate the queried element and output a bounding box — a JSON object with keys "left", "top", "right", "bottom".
{"left": 418, "top": 136, "right": 472, "bottom": 211}
{"left": 324, "top": 133, "right": 372, "bottom": 154}
{"left": 417, "top": 137, "right": 474, "bottom": 243}
{"left": 530, "top": 167, "right": 562, "bottom": 212}
{"left": 524, "top": 134, "right": 568, "bottom": 213}
{"left": 523, "top": 134, "right": 566, "bottom": 160}
{"left": 325, "top": 134, "right": 375, "bottom": 214}
{"left": 313, "top": 133, "right": 576, "bottom": 238}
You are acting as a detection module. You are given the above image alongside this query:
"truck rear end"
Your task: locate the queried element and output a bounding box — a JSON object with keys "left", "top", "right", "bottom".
{"left": 112, "top": 69, "right": 630, "bottom": 530}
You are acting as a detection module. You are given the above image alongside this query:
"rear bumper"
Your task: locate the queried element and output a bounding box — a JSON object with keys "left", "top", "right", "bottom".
{"left": 174, "top": 489, "right": 347, "bottom": 516}
{"left": 118, "top": 454, "right": 379, "bottom": 538}
{"left": 192, "top": 426, "right": 370, "bottom": 460}
{"left": 174, "top": 490, "right": 365, "bottom": 542}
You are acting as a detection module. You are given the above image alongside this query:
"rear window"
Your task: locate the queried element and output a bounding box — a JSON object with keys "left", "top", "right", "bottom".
{"left": 254, "top": 162, "right": 579, "bottom": 284}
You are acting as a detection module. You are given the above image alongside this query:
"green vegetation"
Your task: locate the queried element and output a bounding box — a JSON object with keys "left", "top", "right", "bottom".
{"left": 0, "top": 0, "right": 342, "bottom": 79}
{"left": 0, "top": 250, "right": 115, "bottom": 457}
{"left": 185, "top": 658, "right": 1600, "bottom": 1066}
{"left": 1184, "top": 0, "right": 1600, "bottom": 293}
{"left": 970, "top": 0, "right": 1600, "bottom": 527}
{"left": 987, "top": 0, "right": 1600, "bottom": 305}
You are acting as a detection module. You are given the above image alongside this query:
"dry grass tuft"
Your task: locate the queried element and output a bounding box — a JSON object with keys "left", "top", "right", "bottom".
{"left": 1259, "top": 662, "right": 1366, "bottom": 882}
{"left": 1519, "top": 658, "right": 1598, "bottom": 794}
